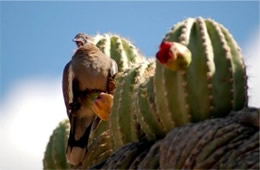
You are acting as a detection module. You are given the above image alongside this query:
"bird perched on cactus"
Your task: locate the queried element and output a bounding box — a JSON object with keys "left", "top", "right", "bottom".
{"left": 62, "top": 33, "right": 118, "bottom": 166}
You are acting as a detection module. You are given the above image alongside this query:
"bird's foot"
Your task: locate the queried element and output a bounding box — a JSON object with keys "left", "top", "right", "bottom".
{"left": 69, "top": 102, "right": 81, "bottom": 113}
{"left": 91, "top": 92, "right": 113, "bottom": 121}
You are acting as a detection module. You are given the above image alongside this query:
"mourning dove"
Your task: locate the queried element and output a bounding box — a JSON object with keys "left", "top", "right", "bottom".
{"left": 62, "top": 33, "right": 117, "bottom": 166}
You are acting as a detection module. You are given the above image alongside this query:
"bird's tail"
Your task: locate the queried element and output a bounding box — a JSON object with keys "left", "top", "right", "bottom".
{"left": 66, "top": 116, "right": 93, "bottom": 166}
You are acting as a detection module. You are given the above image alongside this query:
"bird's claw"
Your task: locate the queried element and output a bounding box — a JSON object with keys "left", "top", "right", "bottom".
{"left": 91, "top": 92, "right": 113, "bottom": 121}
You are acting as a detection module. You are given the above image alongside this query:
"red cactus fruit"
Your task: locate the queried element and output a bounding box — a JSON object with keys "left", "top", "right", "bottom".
{"left": 156, "top": 41, "right": 191, "bottom": 71}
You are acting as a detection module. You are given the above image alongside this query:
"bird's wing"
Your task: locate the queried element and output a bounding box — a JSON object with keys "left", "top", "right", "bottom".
{"left": 62, "top": 61, "right": 74, "bottom": 115}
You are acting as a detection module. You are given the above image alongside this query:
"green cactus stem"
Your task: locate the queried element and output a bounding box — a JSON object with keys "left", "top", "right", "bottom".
{"left": 154, "top": 17, "right": 248, "bottom": 132}
{"left": 43, "top": 120, "right": 71, "bottom": 169}
{"left": 93, "top": 34, "right": 145, "bottom": 71}
{"left": 109, "top": 61, "right": 152, "bottom": 150}
{"left": 134, "top": 63, "right": 167, "bottom": 140}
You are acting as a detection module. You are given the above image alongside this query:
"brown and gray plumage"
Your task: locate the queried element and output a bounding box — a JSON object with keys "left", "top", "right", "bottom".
{"left": 62, "top": 33, "right": 118, "bottom": 166}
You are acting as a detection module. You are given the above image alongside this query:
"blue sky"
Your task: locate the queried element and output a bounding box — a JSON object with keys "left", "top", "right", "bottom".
{"left": 0, "top": 1, "right": 259, "bottom": 169}
{"left": 1, "top": 1, "right": 259, "bottom": 101}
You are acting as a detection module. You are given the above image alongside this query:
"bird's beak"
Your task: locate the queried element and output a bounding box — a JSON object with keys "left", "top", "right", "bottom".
{"left": 73, "top": 37, "right": 81, "bottom": 42}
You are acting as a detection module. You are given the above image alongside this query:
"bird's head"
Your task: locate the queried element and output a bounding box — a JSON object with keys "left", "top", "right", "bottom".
{"left": 73, "top": 33, "right": 93, "bottom": 48}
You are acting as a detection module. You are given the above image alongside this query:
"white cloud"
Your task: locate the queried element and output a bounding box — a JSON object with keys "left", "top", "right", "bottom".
{"left": 243, "top": 27, "right": 260, "bottom": 108}
{"left": 0, "top": 78, "right": 67, "bottom": 170}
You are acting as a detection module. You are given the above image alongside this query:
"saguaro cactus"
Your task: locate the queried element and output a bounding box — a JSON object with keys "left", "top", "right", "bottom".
{"left": 111, "top": 17, "right": 248, "bottom": 144}
{"left": 145, "top": 17, "right": 248, "bottom": 137}
{"left": 43, "top": 17, "right": 251, "bottom": 169}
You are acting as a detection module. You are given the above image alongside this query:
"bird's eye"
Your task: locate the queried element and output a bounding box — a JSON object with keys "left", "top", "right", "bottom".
{"left": 76, "top": 41, "right": 84, "bottom": 47}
